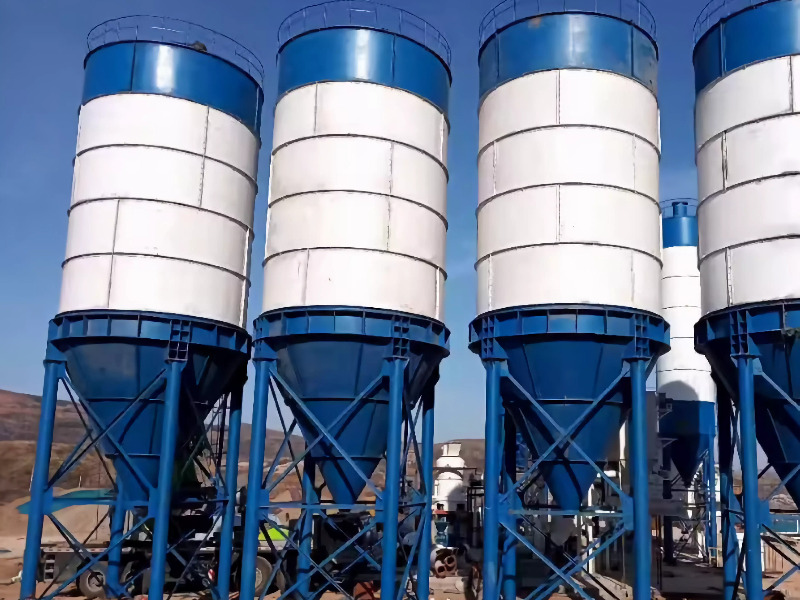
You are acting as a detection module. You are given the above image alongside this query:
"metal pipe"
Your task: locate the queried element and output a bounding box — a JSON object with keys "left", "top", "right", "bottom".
{"left": 380, "top": 358, "right": 407, "bottom": 600}
{"left": 738, "top": 356, "right": 764, "bottom": 600}
{"left": 148, "top": 359, "right": 184, "bottom": 600}
{"left": 706, "top": 438, "right": 719, "bottom": 565}
{"left": 416, "top": 380, "right": 436, "bottom": 600}
{"left": 217, "top": 385, "right": 243, "bottom": 600}
{"left": 21, "top": 359, "right": 61, "bottom": 599}
{"left": 717, "top": 383, "right": 738, "bottom": 600}
{"left": 501, "top": 410, "right": 517, "bottom": 600}
{"left": 630, "top": 359, "right": 651, "bottom": 600}
{"left": 482, "top": 361, "right": 502, "bottom": 600}
{"left": 106, "top": 478, "right": 126, "bottom": 598}
{"left": 297, "top": 457, "right": 316, "bottom": 599}
{"left": 240, "top": 359, "right": 271, "bottom": 600}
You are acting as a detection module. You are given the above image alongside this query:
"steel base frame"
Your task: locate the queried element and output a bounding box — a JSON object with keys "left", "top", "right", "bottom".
{"left": 660, "top": 443, "right": 718, "bottom": 565}
{"left": 480, "top": 358, "right": 653, "bottom": 600}
{"left": 716, "top": 363, "right": 800, "bottom": 600}
{"left": 239, "top": 354, "right": 439, "bottom": 600}
{"left": 20, "top": 336, "right": 246, "bottom": 600}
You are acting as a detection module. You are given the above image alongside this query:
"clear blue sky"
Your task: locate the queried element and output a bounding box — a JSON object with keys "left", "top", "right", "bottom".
{"left": 0, "top": 0, "right": 700, "bottom": 442}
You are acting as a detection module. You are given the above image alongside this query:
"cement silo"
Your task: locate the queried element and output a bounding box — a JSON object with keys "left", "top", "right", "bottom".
{"left": 239, "top": 3, "right": 450, "bottom": 600}
{"left": 470, "top": 2, "right": 668, "bottom": 599}
{"left": 20, "top": 17, "right": 263, "bottom": 600}
{"left": 693, "top": 0, "right": 800, "bottom": 596}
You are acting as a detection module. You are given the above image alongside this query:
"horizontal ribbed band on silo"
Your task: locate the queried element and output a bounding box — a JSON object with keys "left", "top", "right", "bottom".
{"left": 694, "top": 0, "right": 800, "bottom": 93}
{"left": 479, "top": 12, "right": 658, "bottom": 101}
{"left": 83, "top": 42, "right": 264, "bottom": 135}
{"left": 277, "top": 28, "right": 451, "bottom": 117}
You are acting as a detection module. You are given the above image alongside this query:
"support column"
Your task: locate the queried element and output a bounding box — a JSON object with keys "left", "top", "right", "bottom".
{"left": 501, "top": 411, "right": 518, "bottom": 600}
{"left": 240, "top": 359, "right": 271, "bottom": 600}
{"left": 662, "top": 446, "right": 674, "bottom": 566}
{"left": 148, "top": 360, "right": 184, "bottom": 600}
{"left": 416, "top": 377, "right": 436, "bottom": 600}
{"left": 380, "top": 358, "right": 407, "bottom": 600}
{"left": 482, "top": 361, "right": 502, "bottom": 600}
{"left": 630, "top": 359, "right": 651, "bottom": 600}
{"left": 717, "top": 383, "right": 738, "bottom": 600}
{"left": 738, "top": 357, "right": 763, "bottom": 600}
{"left": 706, "top": 440, "right": 718, "bottom": 565}
{"left": 297, "top": 457, "right": 316, "bottom": 600}
{"left": 106, "top": 479, "right": 126, "bottom": 598}
{"left": 217, "top": 384, "right": 243, "bottom": 600}
{"left": 21, "top": 358, "right": 62, "bottom": 599}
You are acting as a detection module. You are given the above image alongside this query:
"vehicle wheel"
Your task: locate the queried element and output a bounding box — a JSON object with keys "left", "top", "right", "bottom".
{"left": 78, "top": 564, "right": 107, "bottom": 600}
{"left": 253, "top": 556, "right": 272, "bottom": 597}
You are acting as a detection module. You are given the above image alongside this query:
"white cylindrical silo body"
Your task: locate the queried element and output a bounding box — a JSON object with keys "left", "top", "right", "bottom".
{"left": 262, "top": 26, "right": 451, "bottom": 321}
{"left": 695, "top": 1, "right": 800, "bottom": 315}
{"left": 476, "top": 18, "right": 661, "bottom": 315}
{"left": 60, "top": 35, "right": 264, "bottom": 328}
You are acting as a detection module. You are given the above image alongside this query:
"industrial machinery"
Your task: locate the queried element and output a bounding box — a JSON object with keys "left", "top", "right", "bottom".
{"left": 20, "top": 16, "right": 264, "bottom": 600}
{"left": 657, "top": 200, "right": 718, "bottom": 565}
{"left": 693, "top": 0, "right": 800, "bottom": 597}
{"left": 471, "top": 1, "right": 669, "bottom": 599}
{"left": 239, "top": 3, "right": 451, "bottom": 600}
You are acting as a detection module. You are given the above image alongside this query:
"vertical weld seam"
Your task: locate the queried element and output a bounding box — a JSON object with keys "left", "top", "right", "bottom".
{"left": 721, "top": 132, "right": 728, "bottom": 191}
{"left": 492, "top": 142, "right": 498, "bottom": 196}
{"left": 388, "top": 141, "right": 395, "bottom": 195}
{"left": 107, "top": 199, "right": 122, "bottom": 306}
{"left": 632, "top": 135, "right": 637, "bottom": 192}
{"left": 725, "top": 247, "right": 733, "bottom": 307}
{"left": 487, "top": 254, "right": 493, "bottom": 311}
{"left": 300, "top": 248, "right": 310, "bottom": 305}
{"left": 630, "top": 250, "right": 636, "bottom": 306}
{"left": 198, "top": 106, "right": 210, "bottom": 207}
{"left": 791, "top": 57, "right": 796, "bottom": 113}
{"left": 556, "top": 184, "right": 562, "bottom": 242}
{"left": 313, "top": 83, "right": 319, "bottom": 134}
{"left": 240, "top": 228, "right": 253, "bottom": 327}
{"left": 556, "top": 70, "right": 561, "bottom": 125}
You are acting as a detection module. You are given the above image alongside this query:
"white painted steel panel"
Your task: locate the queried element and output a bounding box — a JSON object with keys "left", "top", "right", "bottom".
{"left": 695, "top": 57, "right": 791, "bottom": 148}
{"left": 696, "top": 138, "right": 724, "bottom": 202}
{"left": 661, "top": 246, "right": 699, "bottom": 279}
{"left": 477, "top": 186, "right": 660, "bottom": 259}
{"left": 701, "top": 239, "right": 800, "bottom": 313}
{"left": 725, "top": 116, "right": 800, "bottom": 188}
{"left": 264, "top": 83, "right": 448, "bottom": 319}
{"left": 662, "top": 277, "right": 702, "bottom": 309}
{"left": 476, "top": 245, "right": 661, "bottom": 314}
{"left": 262, "top": 250, "right": 444, "bottom": 320}
{"left": 658, "top": 338, "right": 711, "bottom": 373}
{"left": 657, "top": 371, "right": 716, "bottom": 406}
{"left": 274, "top": 82, "right": 447, "bottom": 162}
{"left": 479, "top": 70, "right": 659, "bottom": 151}
{"left": 60, "top": 95, "right": 260, "bottom": 326}
{"left": 266, "top": 193, "right": 445, "bottom": 268}
{"left": 478, "top": 128, "right": 658, "bottom": 204}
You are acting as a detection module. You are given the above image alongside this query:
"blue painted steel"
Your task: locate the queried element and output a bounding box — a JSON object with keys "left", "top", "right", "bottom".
{"left": 147, "top": 359, "right": 183, "bottom": 600}
{"left": 48, "top": 311, "right": 249, "bottom": 502}
{"left": 83, "top": 41, "right": 264, "bottom": 134}
{"left": 20, "top": 360, "right": 60, "bottom": 599}
{"left": 717, "top": 386, "right": 740, "bottom": 600}
{"left": 297, "top": 457, "right": 316, "bottom": 599}
{"left": 254, "top": 307, "right": 449, "bottom": 505}
{"left": 662, "top": 201, "right": 699, "bottom": 248}
{"left": 106, "top": 479, "right": 126, "bottom": 597}
{"left": 694, "top": 0, "right": 800, "bottom": 92}
{"left": 630, "top": 360, "right": 651, "bottom": 599}
{"left": 706, "top": 438, "right": 719, "bottom": 563}
{"left": 380, "top": 358, "right": 406, "bottom": 600}
{"left": 416, "top": 389, "right": 435, "bottom": 600}
{"left": 277, "top": 27, "right": 451, "bottom": 116}
{"left": 482, "top": 362, "right": 502, "bottom": 600}
{"left": 501, "top": 414, "right": 517, "bottom": 600}
{"left": 240, "top": 359, "right": 270, "bottom": 600}
{"left": 738, "top": 357, "right": 764, "bottom": 600}
{"left": 470, "top": 305, "right": 669, "bottom": 510}
{"left": 479, "top": 12, "right": 658, "bottom": 101}
{"left": 661, "top": 399, "right": 715, "bottom": 484}
{"left": 217, "top": 388, "right": 243, "bottom": 600}
{"left": 696, "top": 301, "right": 800, "bottom": 506}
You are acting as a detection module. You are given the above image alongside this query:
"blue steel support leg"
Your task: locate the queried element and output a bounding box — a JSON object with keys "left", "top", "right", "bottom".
{"left": 416, "top": 378, "right": 436, "bottom": 600}
{"left": 21, "top": 359, "right": 61, "bottom": 599}
{"left": 706, "top": 440, "right": 718, "bottom": 565}
{"left": 501, "top": 410, "right": 517, "bottom": 600}
{"left": 630, "top": 360, "right": 651, "bottom": 600}
{"left": 482, "top": 361, "right": 502, "bottom": 600}
{"left": 717, "top": 383, "right": 738, "bottom": 600}
{"left": 240, "top": 359, "right": 271, "bottom": 600}
{"left": 662, "top": 447, "right": 674, "bottom": 565}
{"left": 217, "top": 384, "right": 243, "bottom": 600}
{"left": 106, "top": 479, "right": 126, "bottom": 598}
{"left": 148, "top": 359, "right": 184, "bottom": 600}
{"left": 737, "top": 357, "right": 763, "bottom": 600}
{"left": 297, "top": 457, "right": 316, "bottom": 600}
{"left": 380, "top": 358, "right": 407, "bottom": 600}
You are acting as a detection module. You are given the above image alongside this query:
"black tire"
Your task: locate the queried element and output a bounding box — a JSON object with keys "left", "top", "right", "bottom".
{"left": 78, "top": 564, "right": 107, "bottom": 600}
{"left": 253, "top": 556, "right": 272, "bottom": 597}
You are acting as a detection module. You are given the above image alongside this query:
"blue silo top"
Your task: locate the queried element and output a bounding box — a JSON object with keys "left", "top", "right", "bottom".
{"left": 662, "top": 200, "right": 699, "bottom": 248}
{"left": 275, "top": 1, "right": 452, "bottom": 117}
{"left": 694, "top": 0, "right": 800, "bottom": 93}
{"left": 478, "top": 0, "right": 658, "bottom": 100}
{"left": 82, "top": 16, "right": 264, "bottom": 135}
